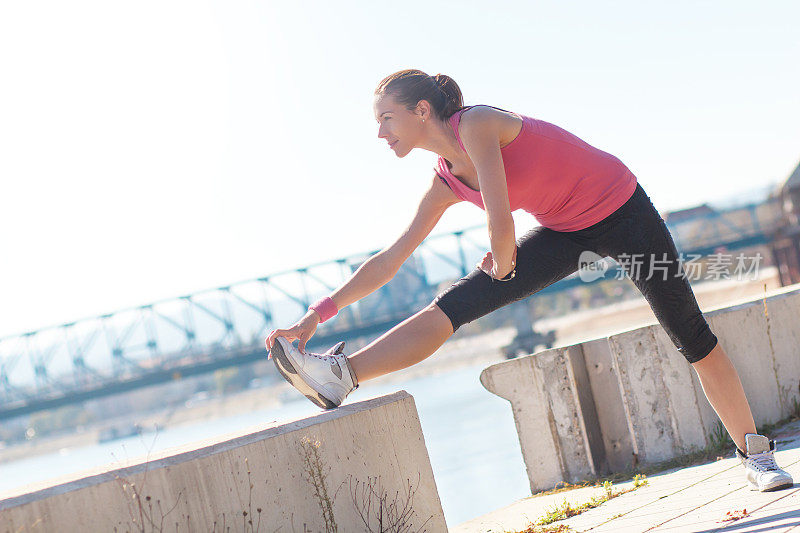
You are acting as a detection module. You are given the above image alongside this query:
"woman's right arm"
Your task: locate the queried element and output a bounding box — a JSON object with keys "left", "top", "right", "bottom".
{"left": 330, "top": 173, "right": 460, "bottom": 308}
{"left": 266, "top": 174, "right": 460, "bottom": 352}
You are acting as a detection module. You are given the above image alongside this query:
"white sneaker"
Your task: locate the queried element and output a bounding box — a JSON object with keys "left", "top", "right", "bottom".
{"left": 269, "top": 337, "right": 359, "bottom": 409}
{"left": 736, "top": 433, "right": 794, "bottom": 492}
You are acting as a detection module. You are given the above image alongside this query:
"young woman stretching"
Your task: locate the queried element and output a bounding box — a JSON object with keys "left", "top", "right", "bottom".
{"left": 266, "top": 69, "right": 793, "bottom": 492}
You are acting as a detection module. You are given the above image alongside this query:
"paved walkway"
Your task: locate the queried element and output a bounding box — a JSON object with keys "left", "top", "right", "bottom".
{"left": 453, "top": 419, "right": 800, "bottom": 533}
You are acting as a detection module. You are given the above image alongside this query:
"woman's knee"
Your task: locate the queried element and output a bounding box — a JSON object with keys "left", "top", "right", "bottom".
{"left": 681, "top": 326, "right": 718, "bottom": 364}
{"left": 650, "top": 303, "right": 719, "bottom": 363}
{"left": 428, "top": 300, "right": 456, "bottom": 336}
{"left": 430, "top": 269, "right": 503, "bottom": 331}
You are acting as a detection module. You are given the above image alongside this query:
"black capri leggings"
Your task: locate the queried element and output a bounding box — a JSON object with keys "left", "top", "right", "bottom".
{"left": 433, "top": 182, "right": 718, "bottom": 364}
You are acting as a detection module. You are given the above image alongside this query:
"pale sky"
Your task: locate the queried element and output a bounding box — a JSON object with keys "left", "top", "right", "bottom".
{"left": 1, "top": 0, "right": 799, "bottom": 338}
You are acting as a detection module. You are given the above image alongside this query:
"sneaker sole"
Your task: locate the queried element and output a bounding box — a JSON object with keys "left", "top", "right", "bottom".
{"left": 749, "top": 479, "right": 794, "bottom": 492}
{"left": 270, "top": 339, "right": 337, "bottom": 410}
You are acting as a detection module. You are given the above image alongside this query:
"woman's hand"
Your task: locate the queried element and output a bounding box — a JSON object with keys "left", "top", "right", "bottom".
{"left": 265, "top": 311, "right": 320, "bottom": 358}
{"left": 477, "top": 251, "right": 495, "bottom": 277}
{"left": 478, "top": 245, "right": 517, "bottom": 280}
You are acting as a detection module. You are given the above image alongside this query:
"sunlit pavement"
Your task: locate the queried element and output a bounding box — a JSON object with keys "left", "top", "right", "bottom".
{"left": 453, "top": 419, "right": 800, "bottom": 533}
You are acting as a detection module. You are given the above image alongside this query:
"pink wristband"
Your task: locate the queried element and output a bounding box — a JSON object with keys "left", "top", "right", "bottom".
{"left": 309, "top": 296, "right": 338, "bottom": 323}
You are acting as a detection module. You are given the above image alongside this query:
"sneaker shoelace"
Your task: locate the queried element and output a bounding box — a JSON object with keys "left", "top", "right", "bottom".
{"left": 749, "top": 451, "right": 779, "bottom": 472}
{"left": 305, "top": 351, "right": 341, "bottom": 366}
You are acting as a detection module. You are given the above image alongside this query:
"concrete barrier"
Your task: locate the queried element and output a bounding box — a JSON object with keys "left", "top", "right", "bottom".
{"left": 760, "top": 290, "right": 800, "bottom": 416}
{"left": 609, "top": 325, "right": 712, "bottom": 465}
{"left": 480, "top": 346, "right": 600, "bottom": 492}
{"left": 581, "top": 338, "right": 635, "bottom": 473}
{"left": 481, "top": 286, "right": 800, "bottom": 492}
{"left": 0, "top": 391, "right": 447, "bottom": 532}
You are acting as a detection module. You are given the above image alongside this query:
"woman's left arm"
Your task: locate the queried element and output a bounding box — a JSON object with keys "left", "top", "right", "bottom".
{"left": 459, "top": 107, "right": 517, "bottom": 278}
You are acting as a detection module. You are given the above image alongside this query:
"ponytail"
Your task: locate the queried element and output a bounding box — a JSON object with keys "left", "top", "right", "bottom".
{"left": 375, "top": 69, "right": 464, "bottom": 121}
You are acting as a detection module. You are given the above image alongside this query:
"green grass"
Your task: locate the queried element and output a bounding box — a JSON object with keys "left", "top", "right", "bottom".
{"left": 511, "top": 475, "right": 649, "bottom": 533}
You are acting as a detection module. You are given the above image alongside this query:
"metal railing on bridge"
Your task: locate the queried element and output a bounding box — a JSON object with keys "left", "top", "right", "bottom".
{"left": 0, "top": 226, "right": 496, "bottom": 419}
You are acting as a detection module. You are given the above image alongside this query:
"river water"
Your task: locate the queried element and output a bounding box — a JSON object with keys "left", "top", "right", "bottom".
{"left": 0, "top": 361, "right": 531, "bottom": 527}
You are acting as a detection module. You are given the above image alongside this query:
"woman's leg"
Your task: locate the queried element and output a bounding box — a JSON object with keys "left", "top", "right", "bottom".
{"left": 691, "top": 342, "right": 756, "bottom": 451}
{"left": 348, "top": 225, "right": 594, "bottom": 382}
{"left": 347, "top": 302, "right": 454, "bottom": 382}
{"left": 600, "top": 184, "right": 757, "bottom": 451}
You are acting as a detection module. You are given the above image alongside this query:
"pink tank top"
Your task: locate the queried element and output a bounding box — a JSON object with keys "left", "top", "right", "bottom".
{"left": 435, "top": 105, "right": 638, "bottom": 231}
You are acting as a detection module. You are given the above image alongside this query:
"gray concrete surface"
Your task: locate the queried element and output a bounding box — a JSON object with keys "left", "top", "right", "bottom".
{"left": 453, "top": 418, "right": 800, "bottom": 532}
{"left": 0, "top": 391, "right": 447, "bottom": 533}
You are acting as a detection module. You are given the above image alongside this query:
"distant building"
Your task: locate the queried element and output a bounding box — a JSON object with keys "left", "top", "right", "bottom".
{"left": 777, "top": 159, "right": 800, "bottom": 225}
{"left": 770, "top": 159, "right": 800, "bottom": 285}
{"left": 663, "top": 204, "right": 716, "bottom": 224}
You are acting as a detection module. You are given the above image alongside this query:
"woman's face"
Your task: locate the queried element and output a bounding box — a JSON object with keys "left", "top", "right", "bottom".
{"left": 373, "top": 93, "right": 426, "bottom": 158}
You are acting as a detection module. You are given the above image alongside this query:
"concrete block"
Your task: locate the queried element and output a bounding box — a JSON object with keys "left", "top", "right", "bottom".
{"left": 706, "top": 300, "right": 783, "bottom": 425}
{"left": 609, "top": 326, "right": 678, "bottom": 464}
{"left": 605, "top": 323, "right": 711, "bottom": 466}
{"left": 651, "top": 325, "right": 711, "bottom": 453}
{"left": 542, "top": 347, "right": 598, "bottom": 483}
{"left": 480, "top": 354, "right": 565, "bottom": 492}
{"left": 760, "top": 290, "right": 800, "bottom": 419}
{"left": 481, "top": 286, "right": 800, "bottom": 485}
{"left": 581, "top": 338, "right": 636, "bottom": 472}
{"left": 564, "top": 345, "right": 608, "bottom": 477}
{"left": 608, "top": 288, "right": 800, "bottom": 465}
{"left": 480, "top": 347, "right": 598, "bottom": 492}
{"left": 0, "top": 391, "right": 447, "bottom": 533}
